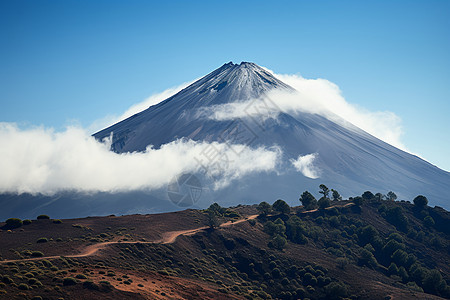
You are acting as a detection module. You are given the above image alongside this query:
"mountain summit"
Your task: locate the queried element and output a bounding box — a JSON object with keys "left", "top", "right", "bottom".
{"left": 94, "top": 62, "right": 450, "bottom": 208}
{"left": 94, "top": 61, "right": 292, "bottom": 152}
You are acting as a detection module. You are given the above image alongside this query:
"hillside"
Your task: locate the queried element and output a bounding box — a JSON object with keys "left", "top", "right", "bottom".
{"left": 0, "top": 190, "right": 449, "bottom": 299}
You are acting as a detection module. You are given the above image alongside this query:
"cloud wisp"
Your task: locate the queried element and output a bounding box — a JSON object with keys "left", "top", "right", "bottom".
{"left": 198, "top": 70, "right": 406, "bottom": 151}
{"left": 272, "top": 73, "right": 406, "bottom": 150}
{"left": 290, "top": 153, "right": 321, "bottom": 179}
{"left": 0, "top": 123, "right": 280, "bottom": 195}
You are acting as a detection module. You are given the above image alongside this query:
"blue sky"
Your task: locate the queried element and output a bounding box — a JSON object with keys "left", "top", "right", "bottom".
{"left": 1, "top": 0, "right": 449, "bottom": 171}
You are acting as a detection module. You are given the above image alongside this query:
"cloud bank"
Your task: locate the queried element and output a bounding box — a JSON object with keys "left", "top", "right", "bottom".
{"left": 198, "top": 70, "right": 406, "bottom": 151}
{"left": 0, "top": 123, "right": 280, "bottom": 195}
{"left": 272, "top": 73, "right": 406, "bottom": 150}
{"left": 0, "top": 66, "right": 408, "bottom": 195}
{"left": 290, "top": 153, "right": 321, "bottom": 179}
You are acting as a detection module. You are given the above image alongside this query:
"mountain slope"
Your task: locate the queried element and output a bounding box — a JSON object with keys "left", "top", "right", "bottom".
{"left": 1, "top": 201, "right": 449, "bottom": 299}
{"left": 93, "top": 62, "right": 450, "bottom": 209}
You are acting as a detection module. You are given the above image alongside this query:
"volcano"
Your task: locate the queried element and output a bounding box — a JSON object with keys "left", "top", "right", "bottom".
{"left": 93, "top": 62, "right": 449, "bottom": 209}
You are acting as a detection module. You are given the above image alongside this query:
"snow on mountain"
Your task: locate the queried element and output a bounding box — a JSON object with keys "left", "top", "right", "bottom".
{"left": 93, "top": 61, "right": 450, "bottom": 209}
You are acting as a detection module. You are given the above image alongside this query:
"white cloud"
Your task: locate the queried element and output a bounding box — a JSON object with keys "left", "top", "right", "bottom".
{"left": 271, "top": 73, "right": 406, "bottom": 150}
{"left": 0, "top": 123, "right": 280, "bottom": 195}
{"left": 290, "top": 153, "right": 321, "bottom": 179}
{"left": 199, "top": 70, "right": 406, "bottom": 151}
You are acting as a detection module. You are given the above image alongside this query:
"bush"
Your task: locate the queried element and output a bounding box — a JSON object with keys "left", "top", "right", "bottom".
{"left": 99, "top": 280, "right": 113, "bottom": 292}
{"left": 336, "top": 257, "right": 349, "bottom": 269}
{"left": 353, "top": 196, "right": 364, "bottom": 206}
{"left": 257, "top": 201, "right": 272, "bottom": 216}
{"left": 413, "top": 195, "right": 428, "bottom": 208}
{"left": 36, "top": 237, "right": 48, "bottom": 243}
{"left": 391, "top": 249, "right": 408, "bottom": 267}
{"left": 37, "top": 215, "right": 50, "bottom": 220}
{"left": 76, "top": 274, "right": 88, "bottom": 279}
{"left": 318, "top": 197, "right": 331, "bottom": 209}
{"left": 53, "top": 219, "right": 62, "bottom": 224}
{"left": 329, "top": 216, "right": 339, "bottom": 227}
{"left": 2, "top": 276, "right": 14, "bottom": 284}
{"left": 264, "top": 221, "right": 285, "bottom": 237}
{"left": 5, "top": 218, "right": 22, "bottom": 229}
{"left": 272, "top": 199, "right": 290, "bottom": 215}
{"left": 300, "top": 191, "right": 317, "bottom": 210}
{"left": 303, "top": 273, "right": 317, "bottom": 286}
{"left": 358, "top": 225, "right": 379, "bottom": 246}
{"left": 22, "top": 219, "right": 32, "bottom": 225}
{"left": 424, "top": 216, "right": 435, "bottom": 227}
{"left": 422, "top": 269, "right": 445, "bottom": 294}
{"left": 17, "top": 283, "right": 29, "bottom": 290}
{"left": 269, "top": 234, "right": 287, "bottom": 250}
{"left": 31, "top": 251, "right": 44, "bottom": 257}
{"left": 83, "top": 280, "right": 99, "bottom": 290}
{"left": 28, "top": 278, "right": 41, "bottom": 285}
{"left": 388, "top": 263, "right": 399, "bottom": 275}
{"left": 324, "top": 282, "right": 349, "bottom": 299}
{"left": 385, "top": 206, "right": 408, "bottom": 231}
{"left": 359, "top": 248, "right": 378, "bottom": 268}
{"left": 63, "top": 277, "right": 77, "bottom": 286}
{"left": 362, "top": 191, "right": 375, "bottom": 201}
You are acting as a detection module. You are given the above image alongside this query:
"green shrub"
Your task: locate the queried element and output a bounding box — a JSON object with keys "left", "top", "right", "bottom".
{"left": 63, "top": 277, "right": 77, "bottom": 286}
{"left": 257, "top": 201, "right": 272, "bottom": 216}
{"left": 422, "top": 269, "right": 445, "bottom": 294}
{"left": 324, "top": 282, "right": 349, "bottom": 299}
{"left": 269, "top": 234, "right": 287, "bottom": 250}
{"left": 53, "top": 219, "right": 62, "bottom": 224}
{"left": 28, "top": 278, "right": 42, "bottom": 285}
{"left": 391, "top": 249, "right": 408, "bottom": 267}
{"left": 99, "top": 280, "right": 113, "bottom": 291}
{"left": 385, "top": 206, "right": 408, "bottom": 231}
{"left": 329, "top": 216, "right": 339, "bottom": 227}
{"left": 336, "top": 257, "right": 349, "bottom": 269}
{"left": 17, "top": 283, "right": 29, "bottom": 290}
{"left": 300, "top": 191, "right": 317, "bottom": 210}
{"left": 413, "top": 195, "right": 428, "bottom": 208}
{"left": 272, "top": 199, "right": 290, "bottom": 214}
{"left": 5, "top": 218, "right": 22, "bottom": 229}
{"left": 75, "top": 274, "right": 87, "bottom": 279}
{"left": 424, "top": 216, "right": 435, "bottom": 227}
{"left": 303, "top": 273, "right": 317, "bottom": 286}
{"left": 318, "top": 197, "right": 331, "bottom": 209}
{"left": 22, "top": 219, "right": 32, "bottom": 225}
{"left": 37, "top": 215, "right": 50, "bottom": 220}
{"left": 359, "top": 248, "right": 378, "bottom": 268}
{"left": 83, "top": 280, "right": 99, "bottom": 290}
{"left": 2, "top": 276, "right": 14, "bottom": 284}
{"left": 31, "top": 251, "right": 44, "bottom": 257}
{"left": 37, "top": 237, "right": 48, "bottom": 243}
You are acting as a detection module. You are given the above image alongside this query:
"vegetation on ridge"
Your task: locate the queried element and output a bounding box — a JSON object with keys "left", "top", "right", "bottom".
{"left": 0, "top": 185, "right": 448, "bottom": 299}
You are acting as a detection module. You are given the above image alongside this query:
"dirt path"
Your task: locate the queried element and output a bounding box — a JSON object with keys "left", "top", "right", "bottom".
{"left": 0, "top": 215, "right": 258, "bottom": 264}
{"left": 301, "top": 202, "right": 354, "bottom": 214}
